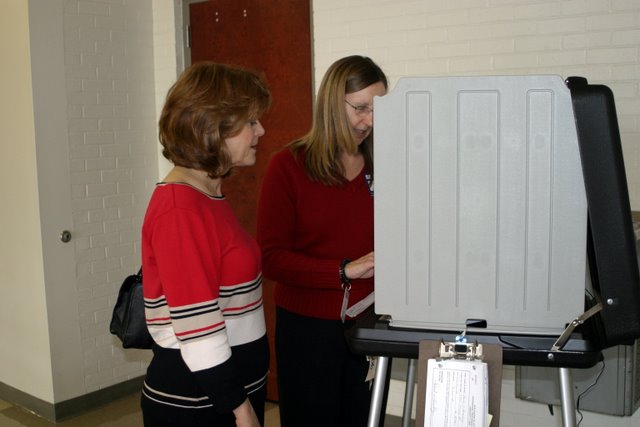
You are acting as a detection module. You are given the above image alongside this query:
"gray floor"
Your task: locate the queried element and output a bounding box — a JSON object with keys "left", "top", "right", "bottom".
{"left": 0, "top": 395, "right": 406, "bottom": 426}
{"left": 0, "top": 396, "right": 279, "bottom": 427}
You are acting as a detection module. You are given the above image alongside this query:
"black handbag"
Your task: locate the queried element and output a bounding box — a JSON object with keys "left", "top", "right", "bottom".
{"left": 109, "top": 268, "right": 153, "bottom": 349}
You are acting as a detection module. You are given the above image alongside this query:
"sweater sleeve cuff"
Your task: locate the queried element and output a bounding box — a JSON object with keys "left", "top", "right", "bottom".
{"left": 193, "top": 359, "right": 247, "bottom": 414}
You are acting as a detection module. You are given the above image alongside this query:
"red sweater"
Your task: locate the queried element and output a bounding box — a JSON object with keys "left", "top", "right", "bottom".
{"left": 257, "top": 149, "right": 374, "bottom": 320}
{"left": 141, "top": 183, "right": 268, "bottom": 417}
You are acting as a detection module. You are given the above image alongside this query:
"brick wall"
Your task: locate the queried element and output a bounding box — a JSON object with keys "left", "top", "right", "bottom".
{"left": 63, "top": 0, "right": 158, "bottom": 392}
{"left": 312, "top": 0, "right": 640, "bottom": 210}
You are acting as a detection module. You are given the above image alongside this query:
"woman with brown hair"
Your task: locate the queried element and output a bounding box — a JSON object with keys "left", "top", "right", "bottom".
{"left": 141, "top": 62, "right": 271, "bottom": 427}
{"left": 257, "top": 55, "right": 388, "bottom": 427}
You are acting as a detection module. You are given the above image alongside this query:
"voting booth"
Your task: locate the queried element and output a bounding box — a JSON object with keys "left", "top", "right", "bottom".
{"left": 374, "top": 75, "right": 588, "bottom": 336}
{"left": 347, "top": 75, "right": 640, "bottom": 427}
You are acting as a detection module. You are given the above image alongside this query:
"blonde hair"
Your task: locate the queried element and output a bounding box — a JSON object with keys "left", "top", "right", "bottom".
{"left": 290, "top": 56, "right": 387, "bottom": 185}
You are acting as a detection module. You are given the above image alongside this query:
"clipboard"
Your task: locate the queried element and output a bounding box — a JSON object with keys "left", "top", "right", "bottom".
{"left": 416, "top": 340, "right": 503, "bottom": 427}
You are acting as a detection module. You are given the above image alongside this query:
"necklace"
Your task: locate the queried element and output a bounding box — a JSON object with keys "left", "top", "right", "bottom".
{"left": 166, "top": 167, "right": 222, "bottom": 197}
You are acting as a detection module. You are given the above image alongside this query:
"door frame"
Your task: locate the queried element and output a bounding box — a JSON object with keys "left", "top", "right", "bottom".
{"left": 177, "top": 0, "right": 207, "bottom": 70}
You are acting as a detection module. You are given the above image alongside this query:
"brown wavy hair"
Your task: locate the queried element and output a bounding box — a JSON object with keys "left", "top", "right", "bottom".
{"left": 159, "top": 61, "right": 271, "bottom": 178}
{"left": 290, "top": 55, "right": 387, "bottom": 185}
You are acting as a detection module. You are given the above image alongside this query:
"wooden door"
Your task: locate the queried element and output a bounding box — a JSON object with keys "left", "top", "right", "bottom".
{"left": 189, "top": 0, "right": 313, "bottom": 402}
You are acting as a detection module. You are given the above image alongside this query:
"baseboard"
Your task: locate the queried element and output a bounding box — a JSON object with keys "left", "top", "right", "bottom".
{"left": 0, "top": 376, "right": 144, "bottom": 422}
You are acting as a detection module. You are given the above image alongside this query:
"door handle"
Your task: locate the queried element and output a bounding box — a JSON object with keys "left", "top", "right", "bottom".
{"left": 60, "top": 230, "right": 72, "bottom": 243}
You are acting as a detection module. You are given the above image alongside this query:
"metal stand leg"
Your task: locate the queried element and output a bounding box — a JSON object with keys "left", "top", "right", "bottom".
{"left": 558, "top": 367, "right": 577, "bottom": 427}
{"left": 368, "top": 356, "right": 389, "bottom": 427}
{"left": 402, "top": 359, "right": 417, "bottom": 427}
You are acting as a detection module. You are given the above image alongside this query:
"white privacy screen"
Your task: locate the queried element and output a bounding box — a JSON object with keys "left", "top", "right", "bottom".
{"left": 374, "top": 75, "right": 587, "bottom": 335}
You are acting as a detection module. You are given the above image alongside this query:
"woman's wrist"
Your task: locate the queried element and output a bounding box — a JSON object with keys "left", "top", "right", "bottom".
{"left": 339, "top": 259, "right": 351, "bottom": 286}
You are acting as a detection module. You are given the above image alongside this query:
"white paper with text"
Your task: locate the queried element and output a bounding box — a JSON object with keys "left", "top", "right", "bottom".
{"left": 424, "top": 358, "right": 488, "bottom": 427}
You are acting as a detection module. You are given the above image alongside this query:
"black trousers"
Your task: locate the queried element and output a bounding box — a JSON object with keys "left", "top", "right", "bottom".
{"left": 143, "top": 390, "right": 265, "bottom": 427}
{"left": 142, "top": 389, "right": 265, "bottom": 427}
{"left": 275, "top": 307, "right": 372, "bottom": 427}
{"left": 140, "top": 340, "right": 267, "bottom": 427}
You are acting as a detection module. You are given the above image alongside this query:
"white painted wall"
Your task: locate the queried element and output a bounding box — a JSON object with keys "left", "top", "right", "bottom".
{"left": 0, "top": 0, "right": 54, "bottom": 402}
{"left": 31, "top": 0, "right": 86, "bottom": 402}
{"left": 59, "top": 0, "right": 159, "bottom": 394}
{"left": 153, "top": 1, "right": 180, "bottom": 180}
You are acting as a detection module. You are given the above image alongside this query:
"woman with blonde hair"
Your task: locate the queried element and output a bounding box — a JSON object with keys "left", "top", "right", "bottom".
{"left": 257, "top": 55, "right": 387, "bottom": 427}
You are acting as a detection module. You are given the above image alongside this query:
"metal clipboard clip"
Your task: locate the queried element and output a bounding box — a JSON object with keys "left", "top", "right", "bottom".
{"left": 439, "top": 327, "right": 484, "bottom": 361}
{"left": 437, "top": 321, "right": 486, "bottom": 361}
{"left": 439, "top": 341, "right": 484, "bottom": 361}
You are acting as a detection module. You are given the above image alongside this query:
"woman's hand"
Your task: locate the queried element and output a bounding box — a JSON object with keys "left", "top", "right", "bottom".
{"left": 233, "top": 399, "right": 260, "bottom": 427}
{"left": 344, "top": 251, "right": 375, "bottom": 280}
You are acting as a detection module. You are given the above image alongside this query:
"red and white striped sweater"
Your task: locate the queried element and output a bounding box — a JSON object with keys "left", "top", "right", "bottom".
{"left": 140, "top": 183, "right": 268, "bottom": 421}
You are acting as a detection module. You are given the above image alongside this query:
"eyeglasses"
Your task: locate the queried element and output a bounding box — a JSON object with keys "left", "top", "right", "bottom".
{"left": 344, "top": 99, "right": 373, "bottom": 116}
